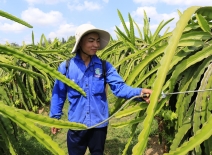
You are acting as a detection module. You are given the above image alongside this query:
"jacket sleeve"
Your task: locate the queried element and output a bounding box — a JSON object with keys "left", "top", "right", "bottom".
{"left": 106, "top": 62, "right": 142, "bottom": 99}
{"left": 49, "top": 61, "right": 67, "bottom": 119}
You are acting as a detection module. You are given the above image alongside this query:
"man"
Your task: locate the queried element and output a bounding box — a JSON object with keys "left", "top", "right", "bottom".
{"left": 49, "top": 24, "right": 152, "bottom": 155}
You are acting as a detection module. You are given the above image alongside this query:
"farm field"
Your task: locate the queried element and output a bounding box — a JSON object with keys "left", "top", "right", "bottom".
{"left": 1, "top": 6, "right": 212, "bottom": 155}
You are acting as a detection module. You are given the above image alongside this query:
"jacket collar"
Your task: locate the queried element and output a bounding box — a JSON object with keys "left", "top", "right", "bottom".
{"left": 75, "top": 52, "right": 102, "bottom": 64}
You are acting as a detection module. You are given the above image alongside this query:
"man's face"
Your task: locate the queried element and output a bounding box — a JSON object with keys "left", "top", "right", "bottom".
{"left": 79, "top": 32, "right": 100, "bottom": 55}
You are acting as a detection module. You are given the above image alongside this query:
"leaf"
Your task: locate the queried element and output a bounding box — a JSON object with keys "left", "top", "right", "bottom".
{"left": 111, "top": 116, "right": 145, "bottom": 128}
{"left": 115, "top": 103, "right": 147, "bottom": 118}
{"left": 0, "top": 10, "right": 33, "bottom": 28}
{"left": 178, "top": 39, "right": 203, "bottom": 46}
{"left": 117, "top": 9, "right": 130, "bottom": 37}
{"left": 164, "top": 115, "right": 212, "bottom": 155}
{"left": 196, "top": 6, "right": 212, "bottom": 21}
{"left": 129, "top": 13, "right": 135, "bottom": 45}
{"left": 196, "top": 13, "right": 211, "bottom": 33}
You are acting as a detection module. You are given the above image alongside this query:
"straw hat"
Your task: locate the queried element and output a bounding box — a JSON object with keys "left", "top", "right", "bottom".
{"left": 71, "top": 24, "right": 110, "bottom": 53}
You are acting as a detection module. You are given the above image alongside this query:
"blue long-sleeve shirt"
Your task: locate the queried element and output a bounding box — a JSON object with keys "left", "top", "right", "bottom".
{"left": 49, "top": 53, "right": 142, "bottom": 128}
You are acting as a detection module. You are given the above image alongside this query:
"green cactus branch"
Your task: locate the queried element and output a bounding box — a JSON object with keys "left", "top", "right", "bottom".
{"left": 0, "top": 103, "right": 66, "bottom": 155}
{"left": 0, "top": 62, "right": 45, "bottom": 79}
{"left": 132, "top": 6, "right": 201, "bottom": 155}
{"left": 0, "top": 10, "right": 33, "bottom": 28}
{"left": 165, "top": 115, "right": 212, "bottom": 155}
{"left": 0, "top": 104, "right": 88, "bottom": 130}
{"left": 0, "top": 45, "right": 86, "bottom": 96}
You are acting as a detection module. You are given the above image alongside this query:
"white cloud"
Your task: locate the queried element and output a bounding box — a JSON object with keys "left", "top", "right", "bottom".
{"left": 131, "top": 6, "right": 179, "bottom": 35}
{"left": 68, "top": 1, "right": 101, "bottom": 11}
{"left": 0, "top": 16, "right": 7, "bottom": 21}
{"left": 133, "top": 0, "right": 158, "bottom": 5}
{"left": 0, "top": 22, "right": 27, "bottom": 33}
{"left": 132, "top": 6, "right": 178, "bottom": 23}
{"left": 160, "top": 12, "right": 178, "bottom": 22}
{"left": 0, "top": 38, "right": 9, "bottom": 44}
{"left": 132, "top": 7, "right": 158, "bottom": 19}
{"left": 110, "top": 26, "right": 117, "bottom": 39}
{"left": 25, "top": 0, "right": 66, "bottom": 5}
{"left": 0, "top": 0, "right": 6, "bottom": 3}
{"left": 21, "top": 7, "right": 64, "bottom": 26}
{"left": 103, "top": 0, "right": 109, "bottom": 3}
{"left": 133, "top": 0, "right": 212, "bottom": 6}
{"left": 22, "top": 33, "right": 35, "bottom": 44}
{"left": 48, "top": 23, "right": 77, "bottom": 40}
{"left": 161, "top": 0, "right": 212, "bottom": 6}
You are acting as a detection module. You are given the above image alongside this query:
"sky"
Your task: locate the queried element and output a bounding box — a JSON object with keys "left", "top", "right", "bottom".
{"left": 0, "top": 0, "right": 212, "bottom": 45}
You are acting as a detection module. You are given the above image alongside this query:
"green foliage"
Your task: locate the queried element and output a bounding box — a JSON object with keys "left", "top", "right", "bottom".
{"left": 99, "top": 6, "right": 212, "bottom": 155}
{"left": 0, "top": 43, "right": 85, "bottom": 111}
{"left": 0, "top": 103, "right": 87, "bottom": 154}
{"left": 1, "top": 5, "right": 212, "bottom": 155}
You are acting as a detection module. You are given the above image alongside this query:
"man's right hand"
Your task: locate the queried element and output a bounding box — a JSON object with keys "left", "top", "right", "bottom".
{"left": 51, "top": 127, "right": 60, "bottom": 134}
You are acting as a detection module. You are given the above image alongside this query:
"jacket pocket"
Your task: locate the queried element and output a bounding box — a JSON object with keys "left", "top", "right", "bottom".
{"left": 92, "top": 77, "right": 105, "bottom": 95}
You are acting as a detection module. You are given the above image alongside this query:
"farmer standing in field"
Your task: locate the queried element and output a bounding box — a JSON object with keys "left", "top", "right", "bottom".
{"left": 49, "top": 23, "right": 152, "bottom": 155}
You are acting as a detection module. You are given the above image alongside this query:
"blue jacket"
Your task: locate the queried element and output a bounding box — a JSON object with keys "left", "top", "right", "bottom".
{"left": 49, "top": 53, "right": 142, "bottom": 128}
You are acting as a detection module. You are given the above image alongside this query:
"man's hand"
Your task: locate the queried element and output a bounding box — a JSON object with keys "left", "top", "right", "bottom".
{"left": 140, "top": 88, "right": 152, "bottom": 104}
{"left": 51, "top": 127, "right": 60, "bottom": 134}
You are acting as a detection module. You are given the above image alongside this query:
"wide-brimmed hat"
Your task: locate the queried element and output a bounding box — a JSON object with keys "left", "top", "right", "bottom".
{"left": 71, "top": 24, "right": 110, "bottom": 53}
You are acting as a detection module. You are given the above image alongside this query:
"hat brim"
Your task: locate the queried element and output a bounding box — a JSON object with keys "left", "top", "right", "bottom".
{"left": 71, "top": 29, "right": 110, "bottom": 53}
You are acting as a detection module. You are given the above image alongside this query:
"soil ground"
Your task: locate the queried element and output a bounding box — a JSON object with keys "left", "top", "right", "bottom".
{"left": 145, "top": 135, "right": 165, "bottom": 155}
